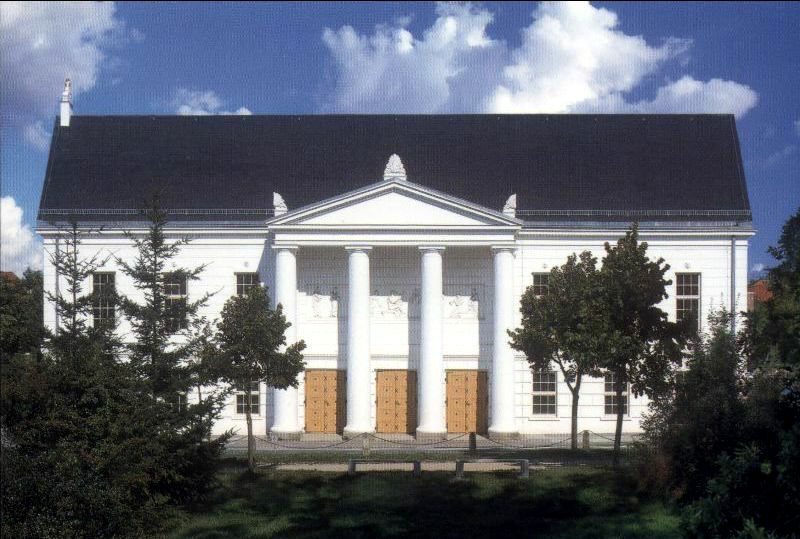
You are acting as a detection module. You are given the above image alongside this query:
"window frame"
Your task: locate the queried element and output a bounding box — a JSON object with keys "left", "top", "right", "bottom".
{"left": 92, "top": 271, "right": 116, "bottom": 327}
{"left": 531, "top": 369, "right": 558, "bottom": 416}
{"left": 163, "top": 274, "right": 189, "bottom": 332}
{"left": 235, "top": 272, "right": 260, "bottom": 297}
{"left": 604, "top": 372, "right": 629, "bottom": 416}
{"left": 675, "top": 272, "right": 701, "bottom": 333}
{"left": 235, "top": 381, "right": 261, "bottom": 416}
{"left": 531, "top": 272, "right": 550, "bottom": 296}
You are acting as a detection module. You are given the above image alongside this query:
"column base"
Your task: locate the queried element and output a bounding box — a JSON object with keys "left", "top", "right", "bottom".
{"left": 415, "top": 430, "right": 447, "bottom": 442}
{"left": 487, "top": 429, "right": 519, "bottom": 443}
{"left": 270, "top": 429, "right": 302, "bottom": 441}
{"left": 342, "top": 428, "right": 374, "bottom": 439}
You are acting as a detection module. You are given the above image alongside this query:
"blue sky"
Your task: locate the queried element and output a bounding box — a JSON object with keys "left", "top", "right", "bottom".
{"left": 1, "top": 1, "right": 798, "bottom": 275}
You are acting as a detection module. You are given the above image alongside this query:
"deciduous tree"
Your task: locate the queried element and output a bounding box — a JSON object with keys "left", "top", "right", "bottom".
{"left": 598, "top": 224, "right": 687, "bottom": 463}
{"left": 215, "top": 285, "right": 306, "bottom": 472}
{"left": 0, "top": 269, "right": 44, "bottom": 363}
{"left": 509, "top": 251, "right": 604, "bottom": 450}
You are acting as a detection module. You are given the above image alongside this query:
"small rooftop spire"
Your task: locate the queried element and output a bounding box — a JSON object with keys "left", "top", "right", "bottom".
{"left": 273, "top": 192, "right": 288, "bottom": 215}
{"left": 383, "top": 154, "right": 407, "bottom": 181}
{"left": 61, "top": 78, "right": 72, "bottom": 102}
{"left": 503, "top": 193, "right": 517, "bottom": 217}
{"left": 60, "top": 78, "right": 73, "bottom": 127}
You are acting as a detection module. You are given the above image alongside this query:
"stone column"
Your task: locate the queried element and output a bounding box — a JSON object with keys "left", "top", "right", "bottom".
{"left": 343, "top": 246, "right": 374, "bottom": 437}
{"left": 270, "top": 246, "right": 302, "bottom": 440}
{"left": 489, "top": 247, "right": 518, "bottom": 439}
{"left": 416, "top": 246, "right": 446, "bottom": 440}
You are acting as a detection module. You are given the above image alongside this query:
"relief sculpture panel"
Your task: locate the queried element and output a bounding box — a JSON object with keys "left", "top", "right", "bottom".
{"left": 443, "top": 284, "right": 484, "bottom": 320}
{"left": 299, "top": 283, "right": 342, "bottom": 320}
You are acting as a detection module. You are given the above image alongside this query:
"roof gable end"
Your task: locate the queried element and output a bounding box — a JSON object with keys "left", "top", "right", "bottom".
{"left": 268, "top": 179, "right": 521, "bottom": 228}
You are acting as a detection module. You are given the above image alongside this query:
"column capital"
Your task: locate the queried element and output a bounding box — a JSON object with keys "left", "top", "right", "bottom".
{"left": 490, "top": 245, "right": 516, "bottom": 253}
{"left": 271, "top": 244, "right": 299, "bottom": 252}
{"left": 344, "top": 245, "right": 373, "bottom": 253}
{"left": 418, "top": 245, "right": 446, "bottom": 253}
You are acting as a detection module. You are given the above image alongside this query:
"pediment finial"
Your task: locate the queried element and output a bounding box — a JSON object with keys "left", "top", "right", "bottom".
{"left": 273, "top": 192, "right": 288, "bottom": 215}
{"left": 383, "top": 154, "right": 407, "bottom": 181}
{"left": 503, "top": 193, "right": 517, "bottom": 217}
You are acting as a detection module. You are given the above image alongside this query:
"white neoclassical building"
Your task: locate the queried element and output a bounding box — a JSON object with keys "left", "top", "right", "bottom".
{"left": 37, "top": 87, "right": 753, "bottom": 439}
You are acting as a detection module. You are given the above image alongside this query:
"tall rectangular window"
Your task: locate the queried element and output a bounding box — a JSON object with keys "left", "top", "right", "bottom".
{"left": 236, "top": 273, "right": 260, "bottom": 297}
{"left": 676, "top": 273, "right": 701, "bottom": 332}
{"left": 92, "top": 272, "right": 115, "bottom": 327}
{"left": 236, "top": 381, "right": 260, "bottom": 415}
{"left": 604, "top": 373, "right": 628, "bottom": 415}
{"left": 532, "top": 370, "right": 557, "bottom": 415}
{"left": 531, "top": 273, "right": 550, "bottom": 296}
{"left": 164, "top": 275, "right": 188, "bottom": 332}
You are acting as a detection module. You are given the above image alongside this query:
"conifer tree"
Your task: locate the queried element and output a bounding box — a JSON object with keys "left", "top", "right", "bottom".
{"left": 2, "top": 222, "right": 162, "bottom": 537}
{"left": 115, "top": 196, "right": 230, "bottom": 496}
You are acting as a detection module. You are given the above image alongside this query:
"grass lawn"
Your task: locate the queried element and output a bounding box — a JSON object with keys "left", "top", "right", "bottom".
{"left": 161, "top": 464, "right": 679, "bottom": 538}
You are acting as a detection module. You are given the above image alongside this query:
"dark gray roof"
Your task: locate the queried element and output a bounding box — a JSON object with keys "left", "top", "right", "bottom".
{"left": 38, "top": 114, "right": 751, "bottom": 224}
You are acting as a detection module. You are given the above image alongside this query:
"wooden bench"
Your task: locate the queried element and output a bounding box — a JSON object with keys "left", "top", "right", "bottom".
{"left": 454, "top": 459, "right": 530, "bottom": 479}
{"left": 347, "top": 459, "right": 422, "bottom": 476}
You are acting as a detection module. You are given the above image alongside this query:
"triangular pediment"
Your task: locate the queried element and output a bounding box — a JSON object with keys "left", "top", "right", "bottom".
{"left": 268, "top": 180, "right": 520, "bottom": 228}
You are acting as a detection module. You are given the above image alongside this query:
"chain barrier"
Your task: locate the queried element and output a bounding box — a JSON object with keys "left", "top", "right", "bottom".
{"left": 251, "top": 432, "right": 367, "bottom": 450}
{"left": 587, "top": 431, "right": 620, "bottom": 443}
{"left": 367, "top": 432, "right": 470, "bottom": 447}
{"left": 235, "top": 431, "right": 628, "bottom": 452}
{"left": 483, "top": 434, "right": 575, "bottom": 451}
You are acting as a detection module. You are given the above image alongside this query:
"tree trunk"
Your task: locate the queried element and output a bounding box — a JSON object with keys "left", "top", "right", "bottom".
{"left": 613, "top": 371, "right": 624, "bottom": 466}
{"left": 570, "top": 376, "right": 582, "bottom": 451}
{"left": 245, "top": 405, "right": 255, "bottom": 474}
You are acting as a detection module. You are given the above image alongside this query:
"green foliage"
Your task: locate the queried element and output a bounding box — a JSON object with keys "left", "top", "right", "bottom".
{"left": 114, "top": 196, "right": 231, "bottom": 493}
{"left": 0, "top": 269, "right": 44, "bottom": 362}
{"left": 216, "top": 286, "right": 306, "bottom": 391}
{"left": 115, "top": 200, "right": 213, "bottom": 398}
{"left": 640, "top": 310, "right": 745, "bottom": 501}
{"left": 163, "top": 468, "right": 680, "bottom": 538}
{"left": 598, "top": 224, "right": 688, "bottom": 459}
{"left": 641, "top": 208, "right": 800, "bottom": 538}
{"left": 509, "top": 251, "right": 604, "bottom": 449}
{"left": 214, "top": 285, "right": 306, "bottom": 472}
{"left": 2, "top": 348, "right": 166, "bottom": 537}
{"left": 744, "top": 208, "right": 800, "bottom": 369}
{"left": 1, "top": 222, "right": 166, "bottom": 537}
{"left": 1, "top": 203, "right": 233, "bottom": 537}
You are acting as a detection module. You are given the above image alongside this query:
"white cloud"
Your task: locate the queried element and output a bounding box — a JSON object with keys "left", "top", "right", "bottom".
{"left": 173, "top": 88, "right": 252, "bottom": 116}
{"left": 0, "top": 196, "right": 42, "bottom": 274}
{"left": 750, "top": 263, "right": 765, "bottom": 274}
{"left": 321, "top": 2, "right": 506, "bottom": 113}
{"left": 22, "top": 121, "right": 51, "bottom": 152}
{"left": 489, "top": 2, "right": 689, "bottom": 113}
{"left": 627, "top": 76, "right": 757, "bottom": 117}
{"left": 322, "top": 1, "right": 758, "bottom": 118}
{"left": 0, "top": 2, "right": 129, "bottom": 123}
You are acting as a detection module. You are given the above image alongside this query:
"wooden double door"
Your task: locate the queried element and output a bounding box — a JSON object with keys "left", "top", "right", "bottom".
{"left": 304, "top": 370, "right": 346, "bottom": 434}
{"left": 376, "top": 370, "right": 417, "bottom": 434}
{"left": 446, "top": 370, "right": 488, "bottom": 434}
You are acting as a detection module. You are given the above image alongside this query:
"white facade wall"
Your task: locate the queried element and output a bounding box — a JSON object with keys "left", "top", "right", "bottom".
{"left": 39, "top": 226, "right": 749, "bottom": 437}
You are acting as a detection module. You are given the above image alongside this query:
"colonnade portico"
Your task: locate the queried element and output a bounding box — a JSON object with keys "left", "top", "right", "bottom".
{"left": 269, "top": 243, "right": 519, "bottom": 439}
